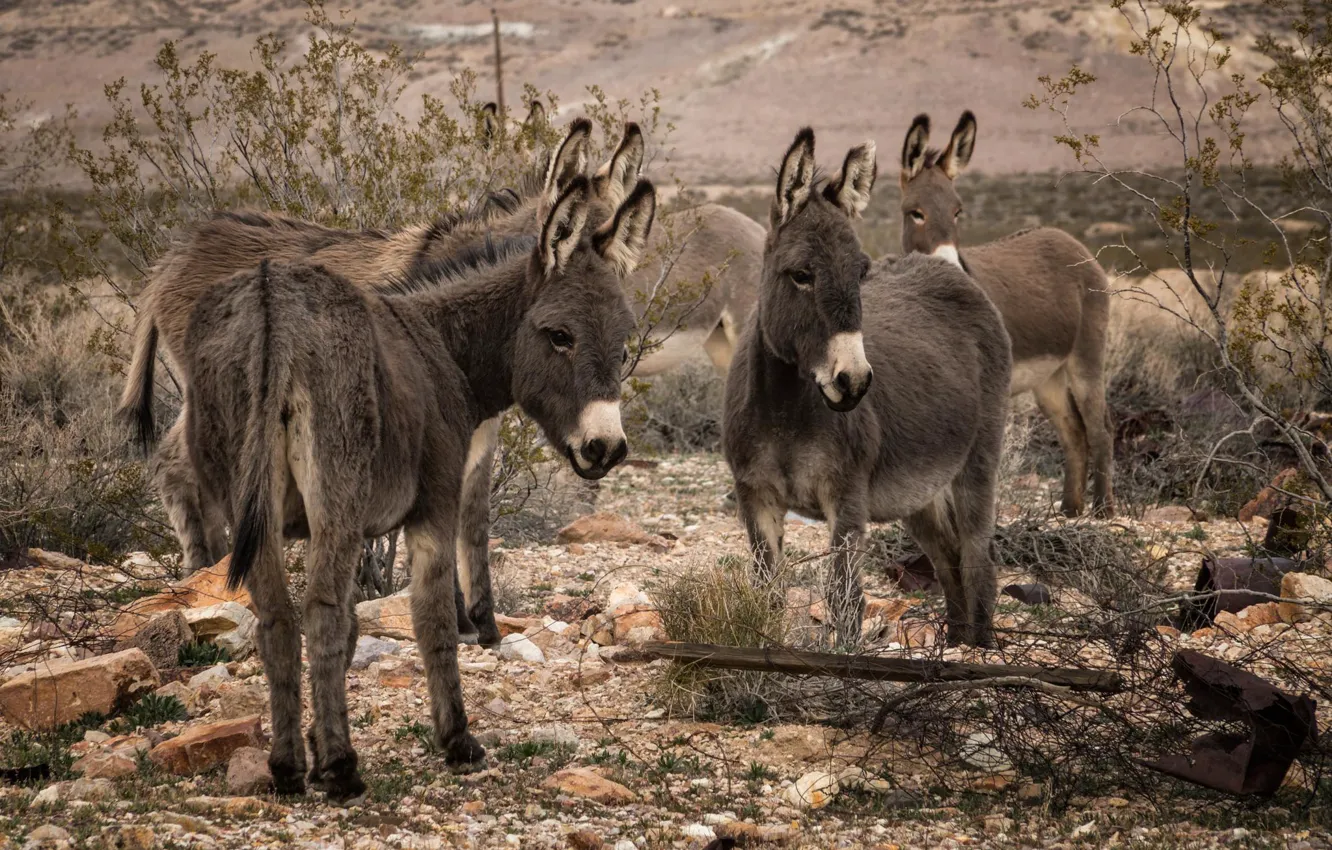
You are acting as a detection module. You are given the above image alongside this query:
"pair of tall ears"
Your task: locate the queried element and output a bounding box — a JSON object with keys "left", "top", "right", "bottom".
{"left": 480, "top": 99, "right": 551, "bottom": 150}
{"left": 540, "top": 175, "right": 656, "bottom": 280}
{"left": 773, "top": 129, "right": 878, "bottom": 226}
{"left": 901, "top": 111, "right": 977, "bottom": 184}
{"left": 538, "top": 118, "right": 645, "bottom": 209}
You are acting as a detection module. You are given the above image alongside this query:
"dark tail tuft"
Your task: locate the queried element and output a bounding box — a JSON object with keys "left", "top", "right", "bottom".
{"left": 228, "top": 497, "right": 264, "bottom": 591}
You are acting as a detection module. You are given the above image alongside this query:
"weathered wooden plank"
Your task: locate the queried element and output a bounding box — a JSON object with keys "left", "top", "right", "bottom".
{"left": 641, "top": 641, "right": 1123, "bottom": 693}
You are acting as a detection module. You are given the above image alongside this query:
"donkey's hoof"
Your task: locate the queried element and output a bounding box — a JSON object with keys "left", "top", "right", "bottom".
{"left": 1060, "top": 500, "right": 1084, "bottom": 519}
{"left": 476, "top": 627, "right": 502, "bottom": 649}
{"left": 321, "top": 755, "right": 367, "bottom": 807}
{"left": 458, "top": 630, "right": 481, "bottom": 646}
{"left": 442, "top": 733, "right": 487, "bottom": 772}
{"left": 1090, "top": 501, "right": 1115, "bottom": 520}
{"left": 271, "top": 763, "right": 307, "bottom": 797}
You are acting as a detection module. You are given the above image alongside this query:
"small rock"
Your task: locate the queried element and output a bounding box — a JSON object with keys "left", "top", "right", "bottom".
{"left": 0, "top": 649, "right": 160, "bottom": 730}
{"left": 545, "top": 595, "right": 600, "bottom": 623}
{"left": 496, "top": 614, "right": 537, "bottom": 637}
{"left": 611, "top": 606, "right": 665, "bottom": 646}
{"left": 571, "top": 665, "right": 611, "bottom": 687}
{"left": 681, "top": 824, "right": 715, "bottom": 841}
{"left": 984, "top": 815, "right": 1015, "bottom": 834}
{"left": 22, "top": 824, "right": 71, "bottom": 850}
{"left": 606, "top": 583, "right": 651, "bottom": 613}
{"left": 226, "top": 746, "right": 272, "bottom": 795}
{"left": 529, "top": 724, "right": 580, "bottom": 749}
{"left": 959, "top": 732, "right": 1012, "bottom": 772}
{"left": 102, "top": 825, "right": 156, "bottom": 850}
{"left": 114, "top": 611, "right": 193, "bottom": 672}
{"left": 188, "top": 664, "right": 232, "bottom": 689}
{"left": 149, "top": 715, "right": 264, "bottom": 775}
{"left": 356, "top": 593, "right": 415, "bottom": 640}
{"left": 544, "top": 768, "right": 637, "bottom": 804}
{"left": 557, "top": 514, "right": 651, "bottom": 546}
{"left": 214, "top": 681, "right": 268, "bottom": 720}
{"left": 31, "top": 778, "right": 115, "bottom": 808}
{"left": 475, "top": 730, "right": 503, "bottom": 748}
{"left": 350, "top": 636, "right": 400, "bottom": 670}
{"left": 1279, "top": 573, "right": 1332, "bottom": 623}
{"left": 461, "top": 800, "right": 485, "bottom": 814}
{"left": 482, "top": 698, "right": 511, "bottom": 719}
{"left": 71, "top": 751, "right": 137, "bottom": 780}
{"left": 375, "top": 657, "right": 416, "bottom": 688}
{"left": 1142, "top": 505, "right": 1196, "bottom": 523}
{"left": 785, "top": 771, "right": 839, "bottom": 809}
{"left": 568, "top": 829, "right": 603, "bottom": 849}
{"left": 83, "top": 730, "right": 110, "bottom": 744}
{"left": 182, "top": 795, "right": 291, "bottom": 818}
{"left": 499, "top": 634, "right": 545, "bottom": 664}
{"left": 863, "top": 596, "right": 915, "bottom": 621}
{"left": 895, "top": 619, "right": 939, "bottom": 649}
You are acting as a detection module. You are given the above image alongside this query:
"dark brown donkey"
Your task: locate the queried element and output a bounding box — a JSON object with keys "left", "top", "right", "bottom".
{"left": 723, "top": 128, "right": 1011, "bottom": 648}
{"left": 119, "top": 119, "right": 594, "bottom": 646}
{"left": 180, "top": 175, "right": 653, "bottom": 803}
{"left": 899, "top": 111, "right": 1114, "bottom": 517}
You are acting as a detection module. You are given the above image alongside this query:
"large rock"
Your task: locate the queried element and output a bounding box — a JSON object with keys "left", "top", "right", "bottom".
{"left": 30, "top": 778, "right": 116, "bottom": 808}
{"left": 70, "top": 751, "right": 137, "bottom": 780}
{"left": 784, "top": 770, "right": 839, "bottom": 810}
{"left": 610, "top": 606, "right": 665, "bottom": 646}
{"left": 113, "top": 611, "right": 193, "bottom": 672}
{"left": 183, "top": 602, "right": 257, "bottom": 659}
{"left": 148, "top": 715, "right": 264, "bottom": 776}
{"left": 350, "top": 636, "right": 400, "bottom": 670}
{"left": 110, "top": 558, "right": 254, "bottom": 641}
{"left": 355, "top": 594, "right": 414, "bottom": 640}
{"left": 0, "top": 649, "right": 160, "bottom": 730}
{"left": 1279, "top": 573, "right": 1332, "bottom": 623}
{"left": 214, "top": 682, "right": 269, "bottom": 720}
{"left": 544, "top": 768, "right": 637, "bottom": 804}
{"left": 499, "top": 634, "right": 545, "bottom": 664}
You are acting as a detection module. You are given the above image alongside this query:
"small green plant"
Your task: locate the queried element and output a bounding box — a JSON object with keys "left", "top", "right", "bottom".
{"left": 118, "top": 693, "right": 187, "bottom": 730}
{"left": 352, "top": 711, "right": 375, "bottom": 729}
{"left": 745, "top": 761, "right": 775, "bottom": 782}
{"left": 392, "top": 719, "right": 436, "bottom": 752}
{"left": 759, "top": 728, "right": 776, "bottom": 742}
{"left": 1183, "top": 524, "right": 1208, "bottom": 542}
{"left": 496, "top": 740, "right": 576, "bottom": 768}
{"left": 177, "top": 641, "right": 231, "bottom": 668}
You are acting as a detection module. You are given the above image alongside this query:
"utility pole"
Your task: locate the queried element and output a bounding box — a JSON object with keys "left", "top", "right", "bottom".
{"left": 491, "top": 9, "right": 505, "bottom": 117}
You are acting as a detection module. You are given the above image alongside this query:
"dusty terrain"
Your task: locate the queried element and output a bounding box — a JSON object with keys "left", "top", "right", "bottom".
{"left": 0, "top": 0, "right": 1296, "bottom": 184}
{"left": 0, "top": 453, "right": 1330, "bottom": 849}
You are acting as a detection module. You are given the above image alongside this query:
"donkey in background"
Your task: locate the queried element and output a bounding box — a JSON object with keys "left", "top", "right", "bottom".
{"left": 724, "top": 128, "right": 1011, "bottom": 648}
{"left": 899, "top": 111, "right": 1114, "bottom": 517}
{"left": 181, "top": 175, "right": 654, "bottom": 803}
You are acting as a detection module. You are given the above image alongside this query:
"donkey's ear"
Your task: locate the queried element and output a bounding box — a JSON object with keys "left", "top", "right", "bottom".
{"left": 774, "top": 127, "right": 817, "bottom": 226}
{"left": 824, "top": 141, "right": 877, "bottom": 217}
{"left": 543, "top": 118, "right": 593, "bottom": 206}
{"left": 522, "top": 99, "right": 548, "bottom": 134}
{"left": 939, "top": 111, "right": 976, "bottom": 180}
{"left": 900, "top": 114, "right": 930, "bottom": 187}
{"left": 480, "top": 102, "right": 501, "bottom": 150}
{"left": 541, "top": 175, "right": 592, "bottom": 276}
{"left": 595, "top": 122, "right": 645, "bottom": 208}
{"left": 593, "top": 178, "right": 656, "bottom": 278}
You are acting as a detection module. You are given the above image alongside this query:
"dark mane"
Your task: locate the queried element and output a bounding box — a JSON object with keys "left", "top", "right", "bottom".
{"left": 385, "top": 232, "right": 536, "bottom": 296}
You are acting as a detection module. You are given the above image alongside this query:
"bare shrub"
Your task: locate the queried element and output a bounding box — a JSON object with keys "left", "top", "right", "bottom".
{"left": 624, "top": 358, "right": 725, "bottom": 455}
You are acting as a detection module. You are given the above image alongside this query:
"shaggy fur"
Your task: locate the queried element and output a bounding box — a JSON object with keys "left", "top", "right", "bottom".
{"left": 723, "top": 128, "right": 1011, "bottom": 648}
{"left": 182, "top": 176, "right": 652, "bottom": 804}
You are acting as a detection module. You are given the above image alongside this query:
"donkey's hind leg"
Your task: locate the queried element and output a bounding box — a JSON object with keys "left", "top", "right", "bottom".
{"left": 1033, "top": 369, "right": 1090, "bottom": 518}
{"left": 302, "top": 523, "right": 366, "bottom": 805}
{"left": 153, "top": 418, "right": 226, "bottom": 573}
{"left": 902, "top": 500, "right": 968, "bottom": 645}
{"left": 824, "top": 491, "right": 869, "bottom": 650}
{"left": 1067, "top": 341, "right": 1114, "bottom": 518}
{"left": 457, "top": 417, "right": 501, "bottom": 647}
{"left": 407, "top": 517, "right": 486, "bottom": 769}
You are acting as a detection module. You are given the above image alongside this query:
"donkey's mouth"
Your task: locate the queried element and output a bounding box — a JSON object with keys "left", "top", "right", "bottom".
{"left": 565, "top": 442, "right": 628, "bottom": 480}
{"left": 818, "top": 381, "right": 868, "bottom": 413}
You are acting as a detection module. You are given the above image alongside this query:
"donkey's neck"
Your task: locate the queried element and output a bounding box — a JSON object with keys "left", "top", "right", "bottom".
{"left": 414, "top": 261, "right": 535, "bottom": 420}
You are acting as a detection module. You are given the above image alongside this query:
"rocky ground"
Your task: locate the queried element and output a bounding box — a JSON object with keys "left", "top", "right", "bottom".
{"left": 0, "top": 455, "right": 1330, "bottom": 848}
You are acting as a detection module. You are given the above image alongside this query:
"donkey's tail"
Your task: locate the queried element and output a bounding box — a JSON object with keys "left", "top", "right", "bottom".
{"left": 228, "top": 259, "right": 290, "bottom": 592}
{"left": 117, "top": 313, "right": 160, "bottom": 456}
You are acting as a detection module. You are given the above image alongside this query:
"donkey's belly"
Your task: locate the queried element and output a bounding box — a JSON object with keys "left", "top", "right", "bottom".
{"left": 1009, "top": 354, "right": 1065, "bottom": 396}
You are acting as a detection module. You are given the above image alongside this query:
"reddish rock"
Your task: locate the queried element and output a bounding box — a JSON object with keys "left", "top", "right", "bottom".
{"left": 556, "top": 513, "right": 650, "bottom": 546}
{"left": 1238, "top": 468, "right": 1300, "bottom": 522}
{"left": 496, "top": 614, "right": 537, "bottom": 638}
{"left": 864, "top": 596, "right": 916, "bottom": 621}
{"left": 71, "top": 751, "right": 137, "bottom": 780}
{"left": 1279, "top": 573, "right": 1332, "bottom": 623}
{"left": 569, "top": 829, "right": 604, "bottom": 849}
{"left": 611, "top": 606, "right": 666, "bottom": 646}
{"left": 0, "top": 649, "right": 160, "bottom": 730}
{"left": 355, "top": 593, "right": 414, "bottom": 640}
{"left": 149, "top": 715, "right": 264, "bottom": 776}
{"left": 110, "top": 558, "right": 254, "bottom": 641}
{"left": 544, "top": 767, "right": 637, "bottom": 804}
{"left": 896, "top": 619, "right": 940, "bottom": 649}
{"left": 1214, "top": 602, "right": 1283, "bottom": 633}
{"left": 225, "top": 746, "right": 272, "bottom": 795}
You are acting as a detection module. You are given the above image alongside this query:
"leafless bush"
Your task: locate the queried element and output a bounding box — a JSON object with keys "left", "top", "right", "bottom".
{"left": 624, "top": 359, "right": 725, "bottom": 455}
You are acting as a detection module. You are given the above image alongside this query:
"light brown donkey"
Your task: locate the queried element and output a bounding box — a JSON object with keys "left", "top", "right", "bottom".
{"left": 898, "top": 111, "right": 1114, "bottom": 517}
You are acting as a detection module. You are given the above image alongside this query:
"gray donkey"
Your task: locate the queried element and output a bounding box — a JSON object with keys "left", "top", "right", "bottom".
{"left": 119, "top": 119, "right": 596, "bottom": 647}
{"left": 899, "top": 112, "right": 1114, "bottom": 517}
{"left": 181, "top": 175, "right": 653, "bottom": 803}
{"left": 723, "top": 128, "right": 1012, "bottom": 648}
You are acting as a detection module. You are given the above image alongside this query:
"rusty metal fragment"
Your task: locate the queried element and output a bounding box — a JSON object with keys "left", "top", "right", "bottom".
{"left": 887, "top": 552, "right": 939, "bottom": 593}
{"left": 1002, "top": 582, "right": 1052, "bottom": 606}
{"left": 1179, "top": 556, "right": 1301, "bottom": 629}
{"left": 1143, "top": 650, "right": 1316, "bottom": 796}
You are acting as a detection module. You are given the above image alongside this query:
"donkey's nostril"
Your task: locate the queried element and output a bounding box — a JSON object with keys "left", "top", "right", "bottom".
{"left": 581, "top": 438, "right": 608, "bottom": 467}
{"left": 835, "top": 371, "right": 854, "bottom": 396}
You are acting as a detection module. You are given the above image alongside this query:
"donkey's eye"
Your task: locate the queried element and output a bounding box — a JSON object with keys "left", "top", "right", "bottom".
{"left": 908, "top": 210, "right": 926, "bottom": 224}
{"left": 789, "top": 269, "right": 813, "bottom": 289}
{"left": 622, "top": 346, "right": 630, "bottom": 365}
{"left": 954, "top": 209, "right": 964, "bottom": 219}
{"left": 547, "top": 329, "right": 574, "bottom": 351}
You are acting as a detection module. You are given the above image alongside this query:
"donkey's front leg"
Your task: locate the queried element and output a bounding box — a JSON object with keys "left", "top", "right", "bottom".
{"left": 303, "top": 527, "right": 366, "bottom": 805}
{"left": 825, "top": 496, "right": 868, "bottom": 650}
{"left": 457, "top": 417, "right": 501, "bottom": 647}
{"left": 407, "top": 518, "right": 486, "bottom": 769}
{"left": 736, "top": 481, "right": 785, "bottom": 584}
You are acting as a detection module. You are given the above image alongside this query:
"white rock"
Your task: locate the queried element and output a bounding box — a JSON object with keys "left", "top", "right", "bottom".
{"left": 188, "top": 663, "right": 232, "bottom": 689}
{"left": 498, "top": 634, "right": 545, "bottom": 664}
{"left": 547, "top": 621, "right": 571, "bottom": 635}
{"left": 959, "top": 731, "right": 1012, "bottom": 772}
{"left": 351, "top": 636, "right": 400, "bottom": 670}
{"left": 0, "top": 616, "right": 21, "bottom": 629}
{"left": 30, "top": 778, "right": 115, "bottom": 808}
{"left": 606, "top": 583, "right": 650, "bottom": 614}
{"left": 528, "top": 724, "right": 580, "bottom": 749}
{"left": 184, "top": 602, "right": 257, "bottom": 658}
{"left": 785, "top": 770, "right": 839, "bottom": 809}
{"left": 682, "top": 824, "right": 715, "bottom": 840}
